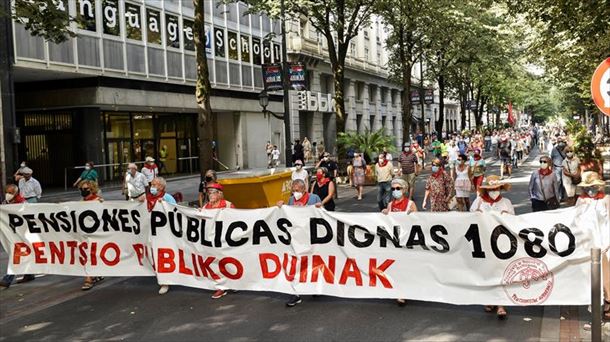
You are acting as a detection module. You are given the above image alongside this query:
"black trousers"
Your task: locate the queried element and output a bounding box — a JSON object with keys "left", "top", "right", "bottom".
{"left": 531, "top": 199, "right": 548, "bottom": 212}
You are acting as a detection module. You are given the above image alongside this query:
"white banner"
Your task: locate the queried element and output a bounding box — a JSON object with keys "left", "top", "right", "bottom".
{"left": 1, "top": 201, "right": 608, "bottom": 306}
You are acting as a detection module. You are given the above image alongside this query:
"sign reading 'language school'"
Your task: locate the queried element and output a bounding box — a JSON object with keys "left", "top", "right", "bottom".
{"left": 1, "top": 201, "right": 607, "bottom": 306}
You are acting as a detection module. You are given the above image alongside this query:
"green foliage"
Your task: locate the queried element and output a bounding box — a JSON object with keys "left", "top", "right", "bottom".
{"left": 11, "top": 0, "right": 76, "bottom": 44}
{"left": 565, "top": 120, "right": 602, "bottom": 163}
{"left": 336, "top": 129, "right": 396, "bottom": 163}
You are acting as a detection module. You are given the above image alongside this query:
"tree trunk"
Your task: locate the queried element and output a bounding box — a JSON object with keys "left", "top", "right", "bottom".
{"left": 495, "top": 104, "right": 501, "bottom": 126}
{"left": 459, "top": 87, "right": 467, "bottom": 131}
{"left": 332, "top": 62, "right": 347, "bottom": 133}
{"left": 435, "top": 74, "right": 445, "bottom": 134}
{"left": 194, "top": 0, "right": 214, "bottom": 173}
{"left": 401, "top": 62, "right": 413, "bottom": 143}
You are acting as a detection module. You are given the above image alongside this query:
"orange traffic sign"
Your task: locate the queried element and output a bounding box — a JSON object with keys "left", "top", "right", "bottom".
{"left": 591, "top": 57, "right": 610, "bottom": 116}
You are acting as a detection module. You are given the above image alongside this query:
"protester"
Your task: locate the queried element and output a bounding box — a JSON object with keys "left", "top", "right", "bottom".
{"left": 447, "top": 141, "right": 459, "bottom": 178}
{"left": 470, "top": 175, "right": 514, "bottom": 319}
{"left": 351, "top": 152, "right": 366, "bottom": 200}
{"left": 399, "top": 143, "right": 419, "bottom": 199}
{"left": 375, "top": 152, "right": 395, "bottom": 211}
{"left": 311, "top": 167, "right": 335, "bottom": 211}
{"left": 422, "top": 158, "right": 454, "bottom": 212}
{"left": 574, "top": 171, "right": 610, "bottom": 320}
{"left": 13, "top": 161, "right": 27, "bottom": 181}
{"left": 454, "top": 154, "right": 472, "bottom": 212}
{"left": 302, "top": 137, "right": 312, "bottom": 164}
{"left": 498, "top": 136, "right": 512, "bottom": 179}
{"left": 528, "top": 155, "right": 559, "bottom": 212}
{"left": 198, "top": 169, "right": 218, "bottom": 208}
{"left": 431, "top": 136, "right": 443, "bottom": 158}
{"left": 381, "top": 178, "right": 417, "bottom": 306}
{"left": 277, "top": 178, "right": 322, "bottom": 307}
{"left": 18, "top": 167, "right": 42, "bottom": 203}
{"left": 72, "top": 161, "right": 98, "bottom": 188}
{"left": 471, "top": 149, "right": 486, "bottom": 192}
{"left": 292, "top": 139, "right": 304, "bottom": 164}
{"left": 0, "top": 184, "right": 34, "bottom": 289}
{"left": 145, "top": 177, "right": 177, "bottom": 295}
{"left": 200, "top": 182, "right": 235, "bottom": 299}
{"left": 291, "top": 160, "right": 309, "bottom": 192}
{"left": 562, "top": 146, "right": 581, "bottom": 206}
{"left": 142, "top": 156, "right": 159, "bottom": 185}
{"left": 317, "top": 152, "right": 339, "bottom": 199}
{"left": 79, "top": 180, "right": 105, "bottom": 291}
{"left": 551, "top": 139, "right": 567, "bottom": 201}
{"left": 124, "top": 163, "right": 148, "bottom": 202}
{"left": 383, "top": 146, "right": 393, "bottom": 164}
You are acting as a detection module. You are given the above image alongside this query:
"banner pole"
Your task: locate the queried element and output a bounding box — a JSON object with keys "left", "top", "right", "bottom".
{"left": 591, "top": 248, "right": 602, "bottom": 342}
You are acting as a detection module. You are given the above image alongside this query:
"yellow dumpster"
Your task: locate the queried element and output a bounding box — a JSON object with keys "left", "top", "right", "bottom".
{"left": 218, "top": 169, "right": 293, "bottom": 209}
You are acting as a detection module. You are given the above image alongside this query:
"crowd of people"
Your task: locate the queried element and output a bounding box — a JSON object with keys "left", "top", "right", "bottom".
{"left": 1, "top": 124, "right": 609, "bottom": 322}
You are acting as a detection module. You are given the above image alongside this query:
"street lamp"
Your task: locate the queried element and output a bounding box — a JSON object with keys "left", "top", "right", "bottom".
{"left": 258, "top": 90, "right": 284, "bottom": 120}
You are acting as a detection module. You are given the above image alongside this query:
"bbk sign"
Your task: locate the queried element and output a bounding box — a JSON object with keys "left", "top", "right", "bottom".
{"left": 296, "top": 91, "right": 334, "bottom": 113}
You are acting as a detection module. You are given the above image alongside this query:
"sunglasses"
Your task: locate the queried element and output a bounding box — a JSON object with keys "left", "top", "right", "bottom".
{"left": 539, "top": 160, "right": 547, "bottom": 163}
{"left": 391, "top": 187, "right": 403, "bottom": 191}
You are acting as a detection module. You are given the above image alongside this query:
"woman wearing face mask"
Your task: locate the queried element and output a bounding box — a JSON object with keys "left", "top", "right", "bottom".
{"left": 470, "top": 149, "right": 486, "bottom": 192}
{"left": 291, "top": 160, "right": 309, "bottom": 192}
{"left": 574, "top": 172, "right": 610, "bottom": 320}
{"left": 376, "top": 153, "right": 395, "bottom": 210}
{"left": 352, "top": 153, "right": 365, "bottom": 200}
{"left": 198, "top": 169, "right": 218, "bottom": 208}
{"left": 422, "top": 158, "right": 454, "bottom": 212}
{"left": 470, "top": 175, "right": 514, "bottom": 319}
{"left": 528, "top": 155, "right": 559, "bottom": 212}
{"left": 382, "top": 178, "right": 417, "bottom": 306}
{"left": 312, "top": 167, "right": 335, "bottom": 211}
{"left": 454, "top": 154, "right": 473, "bottom": 211}
{"left": 79, "top": 180, "right": 105, "bottom": 291}
{"left": 562, "top": 147, "right": 581, "bottom": 206}
{"left": 73, "top": 161, "right": 98, "bottom": 188}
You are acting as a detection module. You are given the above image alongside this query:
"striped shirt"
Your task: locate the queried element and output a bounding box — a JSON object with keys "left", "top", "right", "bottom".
{"left": 399, "top": 152, "right": 418, "bottom": 174}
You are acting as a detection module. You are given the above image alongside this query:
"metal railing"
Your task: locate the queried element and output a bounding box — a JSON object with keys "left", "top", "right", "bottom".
{"left": 64, "top": 160, "right": 148, "bottom": 191}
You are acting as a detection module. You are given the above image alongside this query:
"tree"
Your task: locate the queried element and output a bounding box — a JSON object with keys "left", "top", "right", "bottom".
{"left": 11, "top": 0, "right": 75, "bottom": 44}
{"left": 380, "top": 0, "right": 428, "bottom": 143}
{"left": 336, "top": 128, "right": 395, "bottom": 163}
{"left": 193, "top": 0, "right": 214, "bottom": 173}
{"left": 243, "top": 0, "right": 378, "bottom": 135}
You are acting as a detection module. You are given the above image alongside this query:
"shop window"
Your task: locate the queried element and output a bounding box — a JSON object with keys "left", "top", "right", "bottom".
{"left": 105, "top": 114, "right": 131, "bottom": 138}
{"left": 132, "top": 114, "right": 154, "bottom": 139}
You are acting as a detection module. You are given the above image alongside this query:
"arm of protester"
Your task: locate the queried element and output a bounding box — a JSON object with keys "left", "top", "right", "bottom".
{"left": 470, "top": 197, "right": 482, "bottom": 212}
{"left": 73, "top": 177, "right": 82, "bottom": 187}
{"left": 277, "top": 200, "right": 285, "bottom": 207}
{"left": 321, "top": 182, "right": 335, "bottom": 206}
{"left": 422, "top": 190, "right": 429, "bottom": 210}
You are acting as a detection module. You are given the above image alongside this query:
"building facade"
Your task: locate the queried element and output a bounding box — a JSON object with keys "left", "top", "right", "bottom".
{"left": 4, "top": 0, "right": 288, "bottom": 187}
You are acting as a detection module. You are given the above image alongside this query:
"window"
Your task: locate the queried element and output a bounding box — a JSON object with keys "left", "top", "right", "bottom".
{"left": 364, "top": 47, "right": 369, "bottom": 60}
{"left": 350, "top": 42, "right": 356, "bottom": 56}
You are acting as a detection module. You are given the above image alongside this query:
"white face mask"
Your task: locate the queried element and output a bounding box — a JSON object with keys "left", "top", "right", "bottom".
{"left": 5, "top": 193, "right": 14, "bottom": 202}
{"left": 20, "top": 163, "right": 25, "bottom": 168}
{"left": 85, "top": 166, "right": 91, "bottom": 170}
{"left": 488, "top": 191, "right": 501, "bottom": 200}
{"left": 293, "top": 192, "right": 303, "bottom": 200}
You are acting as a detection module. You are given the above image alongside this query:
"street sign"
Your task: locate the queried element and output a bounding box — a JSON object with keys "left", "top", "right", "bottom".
{"left": 262, "top": 64, "right": 283, "bottom": 91}
{"left": 591, "top": 57, "right": 610, "bottom": 117}
{"left": 424, "top": 89, "right": 434, "bottom": 104}
{"left": 288, "top": 63, "right": 306, "bottom": 90}
{"left": 410, "top": 90, "right": 421, "bottom": 105}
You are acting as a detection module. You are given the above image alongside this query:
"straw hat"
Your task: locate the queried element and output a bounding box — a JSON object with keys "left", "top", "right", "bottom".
{"left": 478, "top": 175, "right": 511, "bottom": 192}
{"left": 577, "top": 171, "right": 605, "bottom": 187}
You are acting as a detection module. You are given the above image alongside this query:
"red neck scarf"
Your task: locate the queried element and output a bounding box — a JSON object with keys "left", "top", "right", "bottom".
{"left": 144, "top": 163, "right": 158, "bottom": 170}
{"left": 205, "top": 199, "right": 227, "bottom": 209}
{"left": 391, "top": 197, "right": 409, "bottom": 212}
{"left": 292, "top": 192, "right": 310, "bottom": 206}
{"left": 11, "top": 193, "right": 26, "bottom": 204}
{"left": 481, "top": 192, "right": 503, "bottom": 204}
{"left": 539, "top": 168, "right": 552, "bottom": 176}
{"left": 474, "top": 154, "right": 482, "bottom": 161}
{"left": 317, "top": 176, "right": 330, "bottom": 187}
{"left": 378, "top": 159, "right": 388, "bottom": 167}
{"left": 579, "top": 192, "right": 605, "bottom": 200}
{"left": 432, "top": 168, "right": 444, "bottom": 178}
{"left": 84, "top": 194, "right": 100, "bottom": 202}
{"left": 146, "top": 191, "right": 165, "bottom": 211}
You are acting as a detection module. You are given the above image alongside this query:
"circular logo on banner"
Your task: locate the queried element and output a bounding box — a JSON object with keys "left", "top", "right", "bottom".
{"left": 502, "top": 258, "right": 554, "bottom": 305}
{"left": 591, "top": 57, "right": 610, "bottom": 117}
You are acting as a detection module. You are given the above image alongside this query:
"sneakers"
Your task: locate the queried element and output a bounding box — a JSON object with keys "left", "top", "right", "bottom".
{"left": 286, "top": 295, "right": 302, "bottom": 307}
{"left": 211, "top": 289, "right": 227, "bottom": 299}
{"left": 158, "top": 285, "right": 170, "bottom": 295}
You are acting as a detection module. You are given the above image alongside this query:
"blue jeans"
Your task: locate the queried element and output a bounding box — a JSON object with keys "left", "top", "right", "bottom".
{"left": 377, "top": 181, "right": 391, "bottom": 211}
{"left": 553, "top": 166, "right": 564, "bottom": 200}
